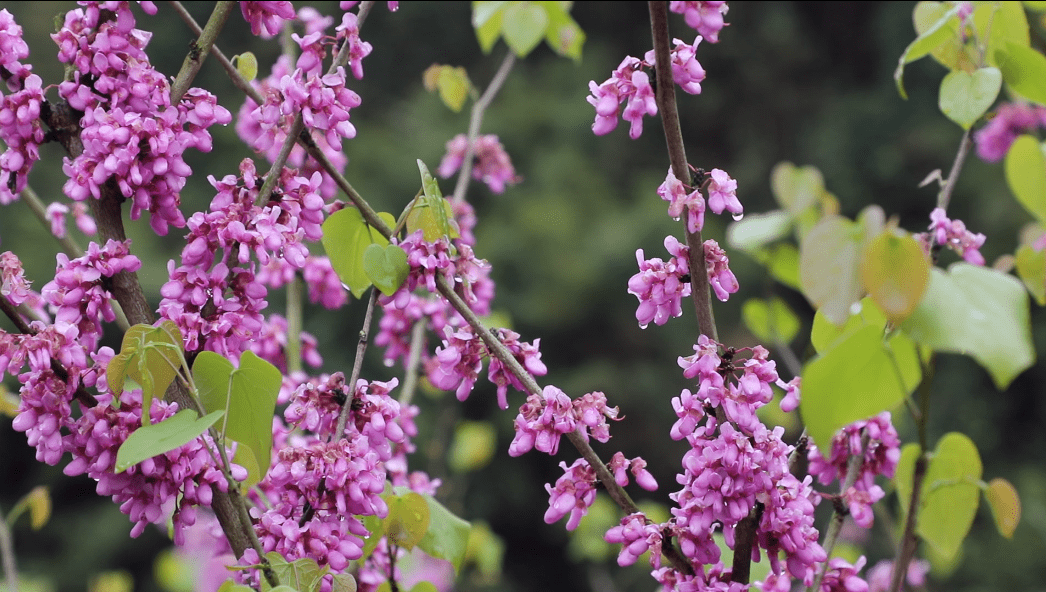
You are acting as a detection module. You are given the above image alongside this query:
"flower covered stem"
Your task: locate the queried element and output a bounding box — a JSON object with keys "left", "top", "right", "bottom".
{"left": 169, "top": 1, "right": 236, "bottom": 105}
{"left": 648, "top": 1, "right": 717, "bottom": 342}
{"left": 807, "top": 433, "right": 869, "bottom": 592}
{"left": 450, "top": 51, "right": 516, "bottom": 206}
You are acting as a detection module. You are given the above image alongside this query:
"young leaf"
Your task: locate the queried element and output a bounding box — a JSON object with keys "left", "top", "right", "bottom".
{"left": 330, "top": 573, "right": 357, "bottom": 592}
{"left": 938, "top": 67, "right": 1002, "bottom": 129}
{"left": 1004, "top": 135, "right": 1046, "bottom": 222}
{"left": 900, "top": 264, "right": 1034, "bottom": 389}
{"left": 22, "top": 486, "right": 50, "bottom": 530}
{"left": 501, "top": 1, "right": 548, "bottom": 57}
{"left": 473, "top": 1, "right": 506, "bottom": 53}
{"left": 363, "top": 244, "right": 409, "bottom": 296}
{"left": 448, "top": 420, "right": 498, "bottom": 472}
{"left": 423, "top": 65, "right": 472, "bottom": 112}
{"left": 984, "top": 477, "right": 1021, "bottom": 539}
{"left": 895, "top": 3, "right": 964, "bottom": 98}
{"left": 996, "top": 42, "right": 1046, "bottom": 106}
{"left": 917, "top": 433, "right": 983, "bottom": 561}
{"left": 770, "top": 162, "right": 825, "bottom": 214}
{"left": 726, "top": 210, "right": 793, "bottom": 253}
{"left": 267, "top": 554, "right": 326, "bottom": 592}
{"left": 323, "top": 207, "right": 391, "bottom": 298}
{"left": 860, "top": 232, "right": 930, "bottom": 323}
{"left": 107, "top": 321, "right": 184, "bottom": 425}
{"left": 233, "top": 52, "right": 259, "bottom": 82}
{"left": 542, "top": 2, "right": 584, "bottom": 61}
{"left": 115, "top": 409, "right": 224, "bottom": 473}
{"left": 193, "top": 351, "right": 281, "bottom": 488}
{"left": 1014, "top": 244, "right": 1046, "bottom": 305}
{"left": 800, "top": 325, "right": 919, "bottom": 448}
{"left": 799, "top": 216, "right": 866, "bottom": 326}
{"left": 741, "top": 298, "right": 800, "bottom": 344}
{"left": 384, "top": 491, "right": 431, "bottom": 550}
{"left": 810, "top": 297, "right": 888, "bottom": 354}
{"left": 417, "top": 494, "right": 471, "bottom": 573}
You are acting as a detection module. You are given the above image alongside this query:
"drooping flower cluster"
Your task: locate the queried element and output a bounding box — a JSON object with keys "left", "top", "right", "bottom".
{"left": 607, "top": 336, "right": 828, "bottom": 590}
{"left": 240, "top": 1, "right": 295, "bottom": 38}
{"left": 669, "top": 1, "right": 729, "bottom": 42}
{"left": 0, "top": 8, "right": 31, "bottom": 89}
{"left": 914, "top": 207, "right": 986, "bottom": 265}
{"left": 0, "top": 74, "right": 44, "bottom": 204}
{"left": 865, "top": 559, "right": 930, "bottom": 592}
{"left": 54, "top": 2, "right": 230, "bottom": 235}
{"left": 807, "top": 412, "right": 900, "bottom": 528}
{"left": 657, "top": 167, "right": 742, "bottom": 233}
{"left": 587, "top": 36, "right": 707, "bottom": 138}
{"left": 703, "top": 239, "right": 739, "bottom": 302}
{"left": 973, "top": 101, "right": 1046, "bottom": 162}
{"left": 159, "top": 159, "right": 326, "bottom": 355}
{"left": 236, "top": 7, "right": 369, "bottom": 199}
{"left": 428, "top": 324, "right": 547, "bottom": 410}
{"left": 437, "top": 134, "right": 522, "bottom": 194}
{"left": 40, "top": 239, "right": 141, "bottom": 352}
{"left": 628, "top": 235, "right": 692, "bottom": 328}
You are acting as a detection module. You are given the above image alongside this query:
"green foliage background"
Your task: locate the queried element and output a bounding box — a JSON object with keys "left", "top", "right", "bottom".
{"left": 1, "top": 2, "right": 1045, "bottom": 591}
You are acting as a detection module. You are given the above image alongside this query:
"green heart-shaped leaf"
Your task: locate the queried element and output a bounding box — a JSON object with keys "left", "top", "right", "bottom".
{"left": 939, "top": 67, "right": 1002, "bottom": 129}
{"left": 363, "top": 244, "right": 409, "bottom": 296}
{"left": 115, "top": 409, "right": 224, "bottom": 472}
{"left": 501, "top": 2, "right": 548, "bottom": 57}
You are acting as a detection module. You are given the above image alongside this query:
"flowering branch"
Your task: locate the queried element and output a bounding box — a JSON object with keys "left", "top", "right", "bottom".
{"left": 450, "top": 51, "right": 516, "bottom": 206}
{"left": 891, "top": 358, "right": 934, "bottom": 592}
{"left": 649, "top": 0, "right": 717, "bottom": 342}
{"left": 333, "top": 288, "right": 379, "bottom": 438}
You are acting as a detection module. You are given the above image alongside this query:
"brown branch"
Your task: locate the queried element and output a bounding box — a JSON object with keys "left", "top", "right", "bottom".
{"left": 649, "top": 0, "right": 717, "bottom": 342}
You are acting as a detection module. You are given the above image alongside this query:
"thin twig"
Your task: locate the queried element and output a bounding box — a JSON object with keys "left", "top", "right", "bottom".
{"left": 807, "top": 433, "right": 869, "bottom": 592}
{"left": 397, "top": 319, "right": 428, "bottom": 407}
{"left": 333, "top": 288, "right": 379, "bottom": 439}
{"left": 451, "top": 52, "right": 516, "bottom": 206}
{"left": 286, "top": 276, "right": 304, "bottom": 375}
{"left": 168, "top": 1, "right": 236, "bottom": 104}
{"left": 937, "top": 129, "right": 971, "bottom": 212}
{"left": 0, "top": 510, "right": 16, "bottom": 592}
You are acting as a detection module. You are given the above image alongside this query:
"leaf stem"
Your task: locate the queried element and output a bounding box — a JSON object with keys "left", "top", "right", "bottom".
{"left": 937, "top": 129, "right": 971, "bottom": 212}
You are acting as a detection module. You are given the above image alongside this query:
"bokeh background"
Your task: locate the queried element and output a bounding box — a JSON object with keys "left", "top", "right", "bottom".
{"left": 1, "top": 2, "right": 1045, "bottom": 591}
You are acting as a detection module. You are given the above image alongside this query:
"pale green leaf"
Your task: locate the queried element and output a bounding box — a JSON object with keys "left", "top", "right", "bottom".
{"left": 918, "top": 433, "right": 982, "bottom": 560}
{"left": 938, "top": 67, "right": 1002, "bottom": 129}
{"left": 384, "top": 492, "right": 431, "bottom": 550}
{"left": 1014, "top": 244, "right": 1046, "bottom": 305}
{"left": 501, "top": 2, "right": 548, "bottom": 57}
{"left": 900, "top": 264, "right": 1035, "bottom": 389}
{"left": 322, "top": 207, "right": 390, "bottom": 298}
{"left": 860, "top": 232, "right": 930, "bottom": 323}
{"left": 363, "top": 244, "right": 409, "bottom": 296}
{"left": 770, "top": 162, "right": 825, "bottom": 214}
{"left": 417, "top": 494, "right": 471, "bottom": 573}
{"left": 542, "top": 1, "right": 584, "bottom": 61}
{"left": 726, "top": 210, "right": 792, "bottom": 253}
{"left": 741, "top": 298, "right": 800, "bottom": 344}
{"left": 800, "top": 325, "right": 918, "bottom": 448}
{"left": 996, "top": 42, "right": 1046, "bottom": 106}
{"left": 1004, "top": 135, "right": 1046, "bottom": 222}
{"left": 896, "top": 3, "right": 964, "bottom": 98}
{"left": 799, "top": 216, "right": 866, "bottom": 326}
{"left": 449, "top": 420, "right": 497, "bottom": 472}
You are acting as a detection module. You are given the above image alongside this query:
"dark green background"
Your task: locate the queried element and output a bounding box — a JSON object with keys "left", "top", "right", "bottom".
{"left": 1, "top": 2, "right": 1044, "bottom": 591}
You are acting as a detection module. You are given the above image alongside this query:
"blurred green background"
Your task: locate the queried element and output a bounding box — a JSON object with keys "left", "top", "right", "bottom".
{"left": 1, "top": 2, "right": 1045, "bottom": 591}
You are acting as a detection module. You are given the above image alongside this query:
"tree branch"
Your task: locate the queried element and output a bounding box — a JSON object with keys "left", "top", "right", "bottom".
{"left": 168, "top": 1, "right": 236, "bottom": 104}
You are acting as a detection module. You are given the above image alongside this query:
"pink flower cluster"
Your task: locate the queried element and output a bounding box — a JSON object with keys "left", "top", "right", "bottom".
{"left": 973, "top": 102, "right": 1046, "bottom": 162}
{"left": 657, "top": 167, "right": 742, "bottom": 233}
{"left": 587, "top": 37, "right": 707, "bottom": 138}
{"left": 240, "top": 1, "right": 295, "bottom": 38}
{"left": 54, "top": 2, "right": 229, "bottom": 235}
{"left": 808, "top": 412, "right": 900, "bottom": 528}
{"left": 0, "top": 8, "right": 31, "bottom": 89}
{"left": 915, "top": 207, "right": 986, "bottom": 265}
{"left": 0, "top": 74, "right": 44, "bottom": 204}
{"left": 669, "top": 2, "right": 729, "bottom": 43}
{"left": 629, "top": 235, "right": 692, "bottom": 328}
{"left": 45, "top": 202, "right": 97, "bottom": 239}
{"left": 257, "top": 255, "right": 348, "bottom": 310}
{"left": 159, "top": 159, "right": 325, "bottom": 355}
{"left": 703, "top": 239, "right": 739, "bottom": 302}
{"left": 41, "top": 239, "right": 141, "bottom": 352}
{"left": 437, "top": 134, "right": 522, "bottom": 194}
{"left": 608, "top": 336, "right": 826, "bottom": 590}
{"left": 428, "top": 324, "right": 547, "bottom": 410}
{"left": 248, "top": 314, "right": 324, "bottom": 372}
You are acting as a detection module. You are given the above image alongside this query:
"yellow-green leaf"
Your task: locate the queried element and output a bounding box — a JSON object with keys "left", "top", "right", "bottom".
{"left": 384, "top": 491, "right": 431, "bottom": 550}
{"left": 25, "top": 486, "right": 50, "bottom": 530}
{"left": 234, "top": 52, "right": 258, "bottom": 82}
{"left": 1004, "top": 135, "right": 1046, "bottom": 222}
{"left": 770, "top": 162, "right": 825, "bottom": 214}
{"left": 985, "top": 477, "right": 1021, "bottom": 538}
{"left": 918, "top": 433, "right": 982, "bottom": 560}
{"left": 449, "top": 420, "right": 497, "bottom": 472}
{"left": 741, "top": 297, "right": 800, "bottom": 344}
{"left": 860, "top": 232, "right": 930, "bottom": 323}
{"left": 1014, "top": 244, "right": 1046, "bottom": 305}
{"left": 938, "top": 67, "right": 1002, "bottom": 129}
